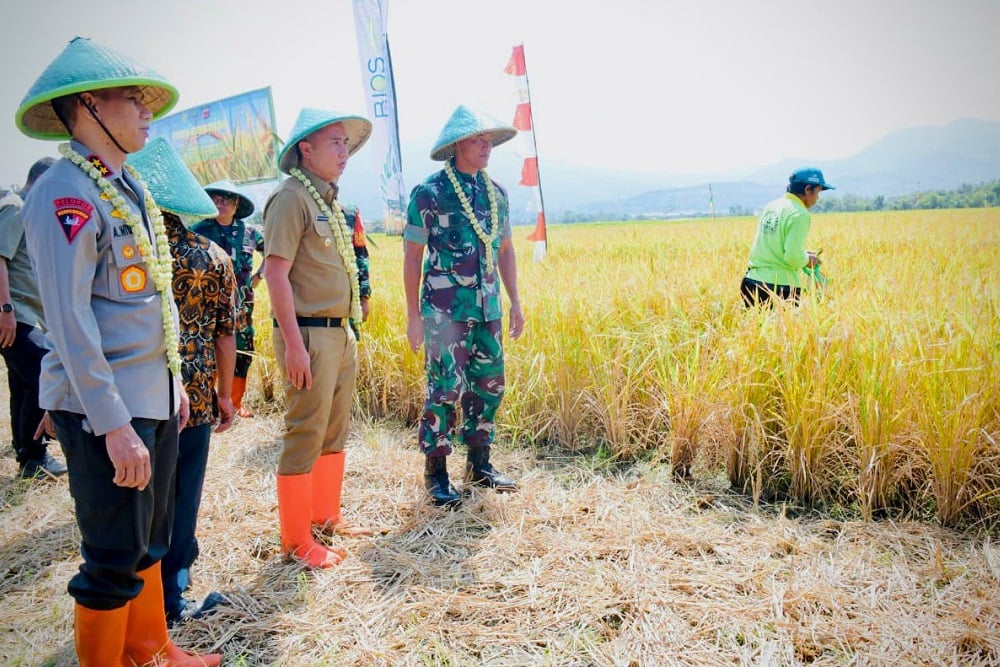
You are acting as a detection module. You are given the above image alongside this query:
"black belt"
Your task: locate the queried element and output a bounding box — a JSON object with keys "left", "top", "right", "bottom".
{"left": 274, "top": 316, "right": 346, "bottom": 328}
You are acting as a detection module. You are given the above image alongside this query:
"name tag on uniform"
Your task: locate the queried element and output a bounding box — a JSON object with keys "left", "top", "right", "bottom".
{"left": 316, "top": 215, "right": 329, "bottom": 222}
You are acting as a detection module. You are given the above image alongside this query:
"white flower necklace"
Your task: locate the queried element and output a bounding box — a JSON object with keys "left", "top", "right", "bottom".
{"left": 444, "top": 160, "right": 500, "bottom": 267}
{"left": 289, "top": 168, "right": 362, "bottom": 323}
{"left": 58, "top": 143, "right": 181, "bottom": 376}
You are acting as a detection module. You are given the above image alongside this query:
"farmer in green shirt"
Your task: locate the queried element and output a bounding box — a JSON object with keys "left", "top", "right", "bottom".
{"left": 741, "top": 167, "right": 833, "bottom": 307}
{"left": 403, "top": 106, "right": 524, "bottom": 507}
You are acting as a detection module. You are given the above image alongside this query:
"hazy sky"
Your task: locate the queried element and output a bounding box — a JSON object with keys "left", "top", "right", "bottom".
{"left": 2, "top": 0, "right": 998, "bottom": 189}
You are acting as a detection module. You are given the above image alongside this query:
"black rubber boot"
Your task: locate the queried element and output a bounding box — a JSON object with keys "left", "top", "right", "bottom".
{"left": 465, "top": 447, "right": 518, "bottom": 492}
{"left": 424, "top": 456, "right": 461, "bottom": 507}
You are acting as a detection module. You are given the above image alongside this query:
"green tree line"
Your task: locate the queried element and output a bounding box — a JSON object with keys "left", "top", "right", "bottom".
{"left": 814, "top": 179, "right": 1000, "bottom": 212}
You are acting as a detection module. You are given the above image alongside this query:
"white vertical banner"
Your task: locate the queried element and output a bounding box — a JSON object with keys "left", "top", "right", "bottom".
{"left": 353, "top": 0, "right": 406, "bottom": 234}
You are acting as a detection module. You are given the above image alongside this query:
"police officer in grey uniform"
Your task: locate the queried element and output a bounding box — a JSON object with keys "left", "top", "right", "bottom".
{"left": 15, "top": 37, "right": 220, "bottom": 667}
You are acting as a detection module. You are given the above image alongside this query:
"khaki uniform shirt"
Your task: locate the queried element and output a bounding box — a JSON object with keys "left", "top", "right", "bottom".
{"left": 263, "top": 169, "right": 353, "bottom": 318}
{"left": 22, "top": 141, "right": 177, "bottom": 435}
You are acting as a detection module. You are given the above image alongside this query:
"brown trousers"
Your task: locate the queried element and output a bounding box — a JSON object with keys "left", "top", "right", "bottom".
{"left": 273, "top": 326, "right": 357, "bottom": 475}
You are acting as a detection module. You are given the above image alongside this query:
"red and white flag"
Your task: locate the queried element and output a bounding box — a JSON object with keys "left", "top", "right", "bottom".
{"left": 504, "top": 44, "right": 547, "bottom": 261}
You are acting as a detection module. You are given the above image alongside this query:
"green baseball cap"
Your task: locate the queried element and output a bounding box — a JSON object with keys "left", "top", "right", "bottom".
{"left": 789, "top": 167, "right": 835, "bottom": 190}
{"left": 16, "top": 36, "right": 178, "bottom": 141}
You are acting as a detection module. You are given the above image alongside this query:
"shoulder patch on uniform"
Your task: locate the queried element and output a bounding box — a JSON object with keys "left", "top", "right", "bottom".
{"left": 54, "top": 197, "right": 93, "bottom": 243}
{"left": 86, "top": 154, "right": 113, "bottom": 177}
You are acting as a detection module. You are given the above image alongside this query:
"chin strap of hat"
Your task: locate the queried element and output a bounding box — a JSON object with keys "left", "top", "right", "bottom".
{"left": 77, "top": 94, "right": 130, "bottom": 156}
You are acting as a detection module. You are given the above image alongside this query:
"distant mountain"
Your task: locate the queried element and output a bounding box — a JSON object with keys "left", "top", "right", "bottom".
{"left": 333, "top": 117, "right": 1000, "bottom": 225}
{"left": 599, "top": 118, "right": 1000, "bottom": 218}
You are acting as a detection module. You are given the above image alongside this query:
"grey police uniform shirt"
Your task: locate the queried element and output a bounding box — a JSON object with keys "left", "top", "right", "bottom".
{"left": 22, "top": 141, "right": 179, "bottom": 436}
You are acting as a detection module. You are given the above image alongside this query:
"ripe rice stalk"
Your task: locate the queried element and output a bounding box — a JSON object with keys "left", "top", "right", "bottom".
{"left": 911, "top": 331, "right": 993, "bottom": 527}
{"left": 768, "top": 299, "right": 848, "bottom": 504}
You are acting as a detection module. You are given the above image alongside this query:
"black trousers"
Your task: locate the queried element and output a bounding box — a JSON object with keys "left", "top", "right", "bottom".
{"left": 53, "top": 411, "right": 178, "bottom": 610}
{"left": 0, "top": 323, "right": 50, "bottom": 464}
{"left": 740, "top": 276, "right": 801, "bottom": 308}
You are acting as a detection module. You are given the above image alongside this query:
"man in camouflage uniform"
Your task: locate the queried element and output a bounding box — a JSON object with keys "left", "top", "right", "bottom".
{"left": 403, "top": 105, "right": 524, "bottom": 507}
{"left": 193, "top": 180, "right": 264, "bottom": 417}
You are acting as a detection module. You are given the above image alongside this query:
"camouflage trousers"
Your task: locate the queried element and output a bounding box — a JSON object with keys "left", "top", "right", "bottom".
{"left": 419, "top": 317, "right": 505, "bottom": 457}
{"left": 234, "top": 299, "right": 256, "bottom": 379}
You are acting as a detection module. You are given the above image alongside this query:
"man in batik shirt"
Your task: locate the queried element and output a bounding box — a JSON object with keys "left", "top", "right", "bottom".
{"left": 403, "top": 105, "right": 524, "bottom": 507}
{"left": 128, "top": 138, "right": 238, "bottom": 625}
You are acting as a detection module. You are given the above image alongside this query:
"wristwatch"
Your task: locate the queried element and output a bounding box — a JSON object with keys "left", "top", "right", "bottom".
{"left": 0, "top": 303, "right": 12, "bottom": 313}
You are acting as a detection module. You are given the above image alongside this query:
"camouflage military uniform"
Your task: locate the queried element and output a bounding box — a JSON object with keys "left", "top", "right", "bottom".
{"left": 190, "top": 218, "right": 264, "bottom": 377}
{"left": 404, "top": 159, "right": 511, "bottom": 456}
{"left": 343, "top": 204, "right": 372, "bottom": 303}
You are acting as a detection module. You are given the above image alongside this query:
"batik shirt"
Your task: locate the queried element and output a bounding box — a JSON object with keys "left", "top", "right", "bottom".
{"left": 404, "top": 159, "right": 511, "bottom": 322}
{"left": 166, "top": 212, "right": 237, "bottom": 427}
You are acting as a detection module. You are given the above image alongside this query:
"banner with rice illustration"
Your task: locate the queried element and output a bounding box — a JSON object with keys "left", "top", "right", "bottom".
{"left": 149, "top": 87, "right": 279, "bottom": 185}
{"left": 353, "top": 0, "right": 407, "bottom": 234}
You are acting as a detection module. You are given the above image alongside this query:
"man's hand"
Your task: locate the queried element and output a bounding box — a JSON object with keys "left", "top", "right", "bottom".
{"left": 806, "top": 251, "right": 822, "bottom": 268}
{"left": 215, "top": 396, "right": 235, "bottom": 433}
{"left": 508, "top": 301, "right": 525, "bottom": 339}
{"left": 361, "top": 296, "right": 370, "bottom": 322}
{"left": 406, "top": 315, "right": 424, "bottom": 353}
{"left": 33, "top": 411, "right": 56, "bottom": 440}
{"left": 285, "top": 341, "right": 312, "bottom": 390}
{"left": 178, "top": 385, "right": 190, "bottom": 431}
{"left": 0, "top": 312, "right": 16, "bottom": 348}
{"left": 105, "top": 423, "right": 151, "bottom": 489}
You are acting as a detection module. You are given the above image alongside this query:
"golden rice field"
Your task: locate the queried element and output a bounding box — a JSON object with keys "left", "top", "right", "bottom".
{"left": 248, "top": 208, "right": 1000, "bottom": 532}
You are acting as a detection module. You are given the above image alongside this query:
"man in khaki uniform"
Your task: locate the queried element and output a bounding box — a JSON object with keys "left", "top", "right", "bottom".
{"left": 263, "top": 108, "right": 373, "bottom": 569}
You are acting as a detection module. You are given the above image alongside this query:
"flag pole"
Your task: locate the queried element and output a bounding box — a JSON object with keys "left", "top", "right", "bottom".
{"left": 520, "top": 44, "right": 547, "bottom": 253}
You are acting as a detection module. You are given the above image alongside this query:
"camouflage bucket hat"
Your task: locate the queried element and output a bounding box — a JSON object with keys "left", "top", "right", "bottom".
{"left": 277, "top": 108, "right": 372, "bottom": 174}
{"left": 126, "top": 138, "right": 217, "bottom": 218}
{"left": 16, "top": 36, "right": 178, "bottom": 141}
{"left": 430, "top": 105, "right": 518, "bottom": 161}
{"left": 204, "top": 179, "right": 255, "bottom": 219}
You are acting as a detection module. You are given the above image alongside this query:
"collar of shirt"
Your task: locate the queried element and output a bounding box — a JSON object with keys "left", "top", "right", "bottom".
{"left": 297, "top": 166, "right": 339, "bottom": 204}
{"left": 783, "top": 192, "right": 807, "bottom": 212}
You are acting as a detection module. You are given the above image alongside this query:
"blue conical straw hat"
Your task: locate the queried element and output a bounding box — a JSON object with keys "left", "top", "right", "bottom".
{"left": 16, "top": 36, "right": 178, "bottom": 141}
{"left": 277, "top": 108, "right": 372, "bottom": 174}
{"left": 430, "top": 105, "right": 517, "bottom": 161}
{"left": 204, "top": 179, "right": 255, "bottom": 219}
{"left": 127, "top": 138, "right": 217, "bottom": 218}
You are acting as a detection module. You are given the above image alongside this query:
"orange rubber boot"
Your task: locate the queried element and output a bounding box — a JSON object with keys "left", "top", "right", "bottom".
{"left": 232, "top": 376, "right": 253, "bottom": 418}
{"left": 277, "top": 472, "right": 346, "bottom": 568}
{"left": 74, "top": 602, "right": 129, "bottom": 667}
{"left": 312, "top": 452, "right": 372, "bottom": 537}
{"left": 124, "top": 562, "right": 222, "bottom": 666}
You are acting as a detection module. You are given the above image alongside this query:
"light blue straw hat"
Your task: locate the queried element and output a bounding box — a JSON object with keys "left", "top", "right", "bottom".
{"left": 278, "top": 108, "right": 372, "bottom": 174}
{"left": 16, "top": 36, "right": 178, "bottom": 141}
{"left": 430, "top": 105, "right": 517, "bottom": 161}
{"left": 204, "top": 179, "right": 254, "bottom": 219}
{"left": 126, "top": 138, "right": 217, "bottom": 218}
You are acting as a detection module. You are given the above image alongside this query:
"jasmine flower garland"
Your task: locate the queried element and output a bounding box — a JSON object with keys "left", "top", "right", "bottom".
{"left": 444, "top": 160, "right": 500, "bottom": 267}
{"left": 288, "top": 167, "right": 362, "bottom": 323}
{"left": 58, "top": 143, "right": 182, "bottom": 376}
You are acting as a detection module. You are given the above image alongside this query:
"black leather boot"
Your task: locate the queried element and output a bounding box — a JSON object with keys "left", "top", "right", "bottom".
{"left": 465, "top": 447, "right": 518, "bottom": 492}
{"left": 424, "top": 456, "right": 461, "bottom": 507}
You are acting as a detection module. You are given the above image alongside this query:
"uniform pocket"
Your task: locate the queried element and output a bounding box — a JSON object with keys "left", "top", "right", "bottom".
{"left": 107, "top": 233, "right": 157, "bottom": 301}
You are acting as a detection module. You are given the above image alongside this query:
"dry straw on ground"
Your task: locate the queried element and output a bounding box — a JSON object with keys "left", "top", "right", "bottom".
{"left": 2, "top": 411, "right": 999, "bottom": 666}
